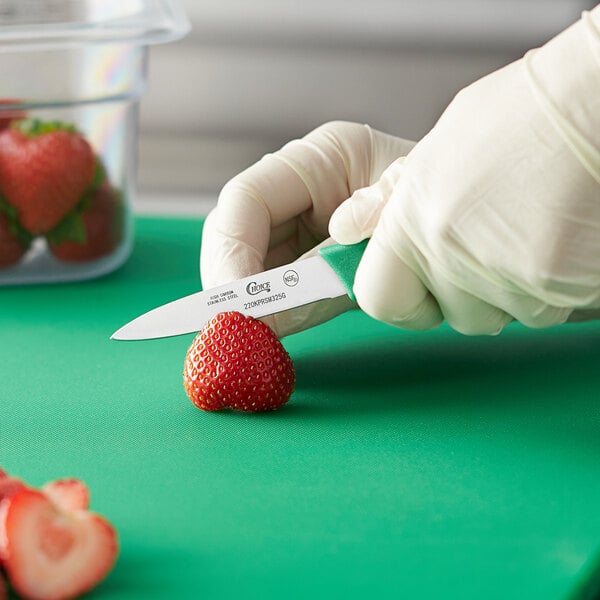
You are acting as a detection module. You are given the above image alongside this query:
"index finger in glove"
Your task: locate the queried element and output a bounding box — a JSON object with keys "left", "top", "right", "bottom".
{"left": 200, "top": 121, "right": 415, "bottom": 290}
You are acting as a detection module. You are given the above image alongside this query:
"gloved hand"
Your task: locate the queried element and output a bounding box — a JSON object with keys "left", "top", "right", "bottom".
{"left": 200, "top": 121, "right": 415, "bottom": 337}
{"left": 329, "top": 7, "right": 600, "bottom": 335}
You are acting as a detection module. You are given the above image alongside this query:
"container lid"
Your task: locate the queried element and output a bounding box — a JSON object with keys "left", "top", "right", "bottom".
{"left": 0, "top": 0, "right": 190, "bottom": 51}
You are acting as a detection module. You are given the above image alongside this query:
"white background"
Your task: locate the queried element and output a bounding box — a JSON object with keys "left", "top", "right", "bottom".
{"left": 135, "top": 0, "right": 595, "bottom": 214}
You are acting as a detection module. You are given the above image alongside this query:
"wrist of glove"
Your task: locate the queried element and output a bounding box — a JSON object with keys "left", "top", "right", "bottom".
{"left": 200, "top": 121, "right": 415, "bottom": 337}
{"left": 330, "top": 7, "right": 600, "bottom": 335}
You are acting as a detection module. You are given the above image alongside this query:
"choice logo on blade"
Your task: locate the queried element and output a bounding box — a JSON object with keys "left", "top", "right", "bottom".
{"left": 246, "top": 281, "right": 271, "bottom": 295}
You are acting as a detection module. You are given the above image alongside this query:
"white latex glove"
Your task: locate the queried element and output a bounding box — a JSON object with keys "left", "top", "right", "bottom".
{"left": 330, "top": 7, "right": 600, "bottom": 335}
{"left": 200, "top": 121, "right": 415, "bottom": 337}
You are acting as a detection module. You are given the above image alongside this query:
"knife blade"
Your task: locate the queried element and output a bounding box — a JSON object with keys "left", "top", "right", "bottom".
{"left": 111, "top": 240, "right": 368, "bottom": 340}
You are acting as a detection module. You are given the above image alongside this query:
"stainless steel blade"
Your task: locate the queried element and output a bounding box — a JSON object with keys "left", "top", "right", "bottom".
{"left": 111, "top": 255, "right": 348, "bottom": 340}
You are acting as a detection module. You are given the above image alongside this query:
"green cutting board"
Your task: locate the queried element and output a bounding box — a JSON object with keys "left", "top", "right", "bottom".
{"left": 1, "top": 216, "right": 599, "bottom": 599}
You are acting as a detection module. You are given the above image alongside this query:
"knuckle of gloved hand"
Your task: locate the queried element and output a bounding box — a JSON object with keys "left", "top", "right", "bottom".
{"left": 520, "top": 238, "right": 579, "bottom": 300}
{"left": 524, "top": 262, "right": 557, "bottom": 296}
{"left": 445, "top": 312, "right": 511, "bottom": 336}
{"left": 513, "top": 305, "right": 570, "bottom": 329}
{"left": 216, "top": 181, "right": 241, "bottom": 210}
{"left": 219, "top": 177, "right": 250, "bottom": 201}
{"left": 313, "top": 120, "right": 359, "bottom": 137}
{"left": 354, "top": 285, "right": 427, "bottom": 330}
{"left": 353, "top": 286, "right": 395, "bottom": 324}
{"left": 307, "top": 121, "right": 367, "bottom": 155}
{"left": 411, "top": 198, "right": 462, "bottom": 251}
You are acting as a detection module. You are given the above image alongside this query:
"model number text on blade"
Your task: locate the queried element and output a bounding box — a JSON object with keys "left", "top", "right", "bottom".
{"left": 244, "top": 292, "right": 287, "bottom": 311}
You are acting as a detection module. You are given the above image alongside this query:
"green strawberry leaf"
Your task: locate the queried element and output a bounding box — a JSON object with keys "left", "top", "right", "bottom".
{"left": 46, "top": 211, "right": 86, "bottom": 246}
{"left": 14, "top": 117, "right": 79, "bottom": 137}
{"left": 76, "top": 158, "right": 106, "bottom": 213}
{"left": 0, "top": 193, "right": 33, "bottom": 246}
{"left": 87, "top": 158, "right": 106, "bottom": 195}
{"left": 45, "top": 157, "right": 109, "bottom": 246}
{"left": 0, "top": 194, "right": 18, "bottom": 220}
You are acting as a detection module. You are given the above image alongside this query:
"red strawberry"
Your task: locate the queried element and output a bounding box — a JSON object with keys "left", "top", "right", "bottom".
{"left": 0, "top": 119, "right": 96, "bottom": 235}
{"left": 0, "top": 488, "right": 118, "bottom": 600}
{"left": 0, "top": 99, "right": 26, "bottom": 132}
{"left": 184, "top": 311, "right": 296, "bottom": 412}
{"left": 48, "top": 179, "right": 124, "bottom": 262}
{"left": 42, "top": 478, "right": 90, "bottom": 513}
{"left": 0, "top": 210, "right": 30, "bottom": 268}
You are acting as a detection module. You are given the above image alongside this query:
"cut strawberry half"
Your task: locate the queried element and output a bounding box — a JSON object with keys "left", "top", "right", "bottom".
{"left": 0, "top": 476, "right": 28, "bottom": 503}
{"left": 0, "top": 468, "right": 27, "bottom": 503}
{"left": 0, "top": 489, "right": 118, "bottom": 600}
{"left": 42, "top": 478, "right": 90, "bottom": 513}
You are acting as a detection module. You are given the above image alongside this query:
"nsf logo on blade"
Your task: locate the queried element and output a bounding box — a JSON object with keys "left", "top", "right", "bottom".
{"left": 246, "top": 281, "right": 271, "bottom": 295}
{"left": 283, "top": 270, "right": 299, "bottom": 287}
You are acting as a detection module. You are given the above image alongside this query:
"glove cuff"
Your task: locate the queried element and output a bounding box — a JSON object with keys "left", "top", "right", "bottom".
{"left": 526, "top": 6, "right": 600, "bottom": 184}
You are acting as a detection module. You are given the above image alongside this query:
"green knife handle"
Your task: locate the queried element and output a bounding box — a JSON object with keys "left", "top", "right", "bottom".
{"left": 318, "top": 239, "right": 368, "bottom": 302}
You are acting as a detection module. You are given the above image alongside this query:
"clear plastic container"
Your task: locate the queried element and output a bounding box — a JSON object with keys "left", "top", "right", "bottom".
{"left": 0, "top": 1, "right": 190, "bottom": 284}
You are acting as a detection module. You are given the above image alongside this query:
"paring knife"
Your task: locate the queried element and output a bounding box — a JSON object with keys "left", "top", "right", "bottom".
{"left": 111, "top": 240, "right": 368, "bottom": 341}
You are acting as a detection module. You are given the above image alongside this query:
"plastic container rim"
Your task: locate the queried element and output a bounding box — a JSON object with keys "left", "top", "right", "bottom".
{"left": 0, "top": 0, "right": 191, "bottom": 52}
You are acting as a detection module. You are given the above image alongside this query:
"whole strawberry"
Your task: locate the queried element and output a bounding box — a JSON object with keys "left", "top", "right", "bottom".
{"left": 48, "top": 179, "right": 124, "bottom": 262}
{"left": 0, "top": 118, "right": 96, "bottom": 235}
{"left": 184, "top": 311, "right": 295, "bottom": 412}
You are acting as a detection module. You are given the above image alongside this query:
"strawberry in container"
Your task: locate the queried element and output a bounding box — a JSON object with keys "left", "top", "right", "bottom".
{"left": 0, "top": 117, "right": 126, "bottom": 271}
{"left": 0, "top": 1, "right": 190, "bottom": 284}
